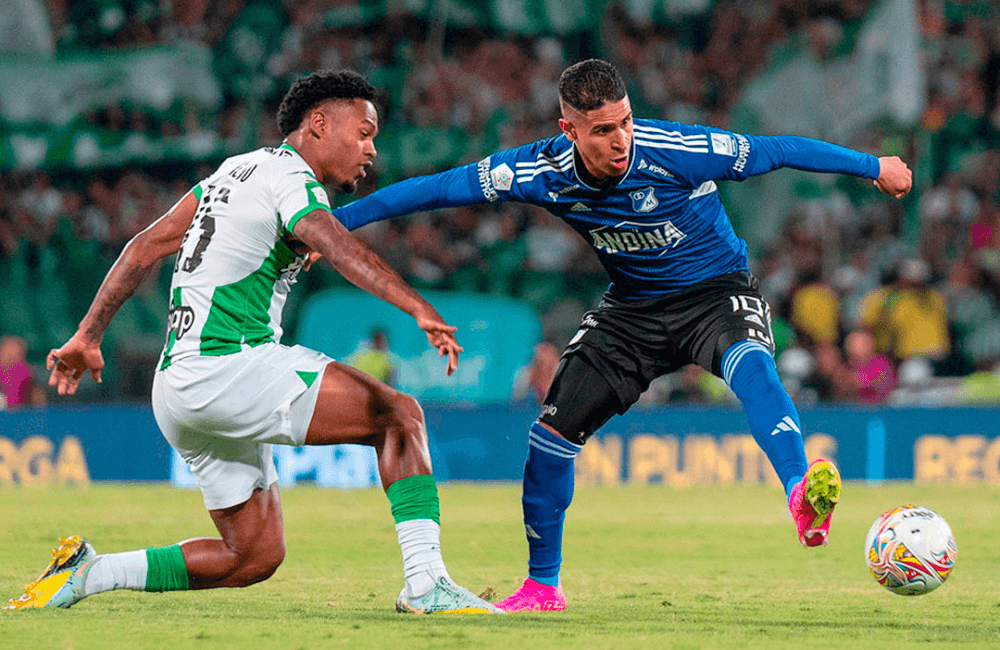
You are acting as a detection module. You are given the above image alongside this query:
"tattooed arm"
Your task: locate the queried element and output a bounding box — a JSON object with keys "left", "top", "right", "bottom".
{"left": 293, "top": 208, "right": 463, "bottom": 375}
{"left": 47, "top": 191, "right": 198, "bottom": 395}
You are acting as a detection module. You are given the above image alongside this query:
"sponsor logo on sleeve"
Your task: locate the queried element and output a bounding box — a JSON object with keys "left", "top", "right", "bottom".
{"left": 733, "top": 134, "right": 750, "bottom": 172}
{"left": 478, "top": 157, "right": 499, "bottom": 202}
{"left": 490, "top": 163, "right": 514, "bottom": 191}
{"left": 710, "top": 133, "right": 737, "bottom": 157}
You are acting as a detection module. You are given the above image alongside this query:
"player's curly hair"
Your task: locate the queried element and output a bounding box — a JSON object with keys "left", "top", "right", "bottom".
{"left": 558, "top": 59, "right": 627, "bottom": 112}
{"left": 276, "top": 70, "right": 379, "bottom": 137}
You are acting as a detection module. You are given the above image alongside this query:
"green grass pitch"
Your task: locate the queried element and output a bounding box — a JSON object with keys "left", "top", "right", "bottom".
{"left": 1, "top": 482, "right": 998, "bottom": 649}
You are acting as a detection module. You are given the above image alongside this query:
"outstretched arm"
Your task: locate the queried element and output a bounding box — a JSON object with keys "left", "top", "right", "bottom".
{"left": 47, "top": 191, "right": 199, "bottom": 395}
{"left": 334, "top": 163, "right": 486, "bottom": 231}
{"left": 685, "top": 128, "right": 913, "bottom": 199}
{"left": 294, "top": 208, "right": 463, "bottom": 374}
{"left": 741, "top": 136, "right": 912, "bottom": 198}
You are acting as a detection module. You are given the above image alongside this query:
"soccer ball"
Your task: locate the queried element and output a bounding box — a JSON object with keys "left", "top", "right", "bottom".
{"left": 865, "top": 505, "right": 957, "bottom": 596}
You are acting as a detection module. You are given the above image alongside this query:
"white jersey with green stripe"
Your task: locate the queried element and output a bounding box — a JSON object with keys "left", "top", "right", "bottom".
{"left": 158, "top": 143, "right": 330, "bottom": 369}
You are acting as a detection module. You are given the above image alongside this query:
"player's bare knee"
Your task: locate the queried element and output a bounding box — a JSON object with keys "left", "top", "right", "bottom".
{"left": 251, "top": 544, "right": 286, "bottom": 584}
{"left": 388, "top": 392, "right": 427, "bottom": 444}
{"left": 237, "top": 539, "right": 285, "bottom": 587}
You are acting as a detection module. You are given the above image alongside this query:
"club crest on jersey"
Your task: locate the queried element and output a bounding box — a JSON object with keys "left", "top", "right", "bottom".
{"left": 630, "top": 187, "right": 659, "bottom": 213}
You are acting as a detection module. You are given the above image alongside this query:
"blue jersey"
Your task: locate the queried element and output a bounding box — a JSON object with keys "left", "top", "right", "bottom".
{"left": 334, "top": 119, "right": 879, "bottom": 300}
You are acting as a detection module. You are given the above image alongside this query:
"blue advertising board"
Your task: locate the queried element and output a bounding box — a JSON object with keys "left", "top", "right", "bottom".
{"left": 296, "top": 289, "right": 542, "bottom": 403}
{"left": 1, "top": 405, "right": 998, "bottom": 486}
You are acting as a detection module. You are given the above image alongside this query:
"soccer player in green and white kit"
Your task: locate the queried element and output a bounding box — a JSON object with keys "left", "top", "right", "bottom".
{"left": 6, "top": 70, "right": 501, "bottom": 615}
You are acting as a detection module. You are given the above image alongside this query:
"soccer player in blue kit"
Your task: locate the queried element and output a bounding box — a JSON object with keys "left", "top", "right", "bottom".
{"left": 333, "top": 59, "right": 913, "bottom": 611}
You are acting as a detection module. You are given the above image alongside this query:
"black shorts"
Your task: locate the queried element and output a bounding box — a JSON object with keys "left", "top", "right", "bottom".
{"left": 538, "top": 271, "right": 774, "bottom": 443}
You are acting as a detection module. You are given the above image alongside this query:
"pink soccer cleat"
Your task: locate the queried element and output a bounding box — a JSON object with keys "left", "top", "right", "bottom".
{"left": 788, "top": 458, "right": 841, "bottom": 547}
{"left": 496, "top": 577, "right": 567, "bottom": 612}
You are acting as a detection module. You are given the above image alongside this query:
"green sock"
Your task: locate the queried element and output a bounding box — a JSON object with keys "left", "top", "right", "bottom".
{"left": 385, "top": 474, "right": 440, "bottom": 524}
{"left": 144, "top": 545, "right": 189, "bottom": 592}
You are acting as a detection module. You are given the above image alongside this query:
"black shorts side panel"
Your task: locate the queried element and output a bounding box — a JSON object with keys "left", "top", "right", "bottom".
{"left": 699, "top": 282, "right": 775, "bottom": 376}
{"left": 552, "top": 272, "right": 775, "bottom": 414}
{"left": 537, "top": 354, "right": 623, "bottom": 445}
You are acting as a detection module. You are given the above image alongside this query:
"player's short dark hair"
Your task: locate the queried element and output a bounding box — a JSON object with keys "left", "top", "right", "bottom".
{"left": 558, "top": 59, "right": 627, "bottom": 112}
{"left": 276, "top": 70, "right": 379, "bottom": 137}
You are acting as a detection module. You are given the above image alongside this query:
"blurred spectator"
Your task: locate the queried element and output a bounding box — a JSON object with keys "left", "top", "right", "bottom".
{"left": 58, "top": 0, "right": 162, "bottom": 50}
{"left": 898, "top": 356, "right": 934, "bottom": 390}
{"left": 441, "top": 207, "right": 486, "bottom": 291}
{"left": 0, "top": 335, "right": 45, "bottom": 409}
{"left": 969, "top": 197, "right": 1000, "bottom": 251}
{"left": 405, "top": 215, "right": 453, "bottom": 289}
{"left": 810, "top": 343, "right": 852, "bottom": 402}
{"left": 844, "top": 329, "right": 897, "bottom": 404}
{"left": 920, "top": 170, "right": 978, "bottom": 225}
{"left": 347, "top": 329, "right": 399, "bottom": 387}
{"left": 479, "top": 209, "right": 528, "bottom": 296}
{"left": 918, "top": 171, "right": 977, "bottom": 278}
{"left": 778, "top": 342, "right": 852, "bottom": 404}
{"left": 520, "top": 208, "right": 581, "bottom": 309}
{"left": 831, "top": 255, "right": 877, "bottom": 332}
{"left": 50, "top": 190, "right": 111, "bottom": 320}
{"left": 0, "top": 0, "right": 54, "bottom": 55}
{"left": 665, "top": 365, "right": 731, "bottom": 405}
{"left": 20, "top": 172, "right": 63, "bottom": 227}
{"left": 939, "top": 257, "right": 993, "bottom": 375}
{"left": 789, "top": 270, "right": 840, "bottom": 346}
{"left": 512, "top": 341, "right": 560, "bottom": 404}
{"left": 777, "top": 345, "right": 815, "bottom": 402}
{"left": 960, "top": 368, "right": 1000, "bottom": 403}
{"left": 857, "top": 258, "right": 950, "bottom": 363}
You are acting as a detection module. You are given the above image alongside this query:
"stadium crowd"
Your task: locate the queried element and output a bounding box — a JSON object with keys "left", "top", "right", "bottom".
{"left": 3, "top": 0, "right": 1000, "bottom": 407}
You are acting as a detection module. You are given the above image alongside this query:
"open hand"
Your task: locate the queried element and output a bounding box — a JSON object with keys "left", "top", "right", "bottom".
{"left": 46, "top": 334, "right": 104, "bottom": 396}
{"left": 415, "top": 309, "right": 463, "bottom": 376}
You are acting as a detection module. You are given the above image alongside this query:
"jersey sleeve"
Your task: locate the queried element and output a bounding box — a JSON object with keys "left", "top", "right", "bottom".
{"left": 644, "top": 121, "right": 880, "bottom": 187}
{"left": 333, "top": 163, "right": 485, "bottom": 231}
{"left": 333, "top": 141, "right": 552, "bottom": 231}
{"left": 273, "top": 165, "right": 333, "bottom": 233}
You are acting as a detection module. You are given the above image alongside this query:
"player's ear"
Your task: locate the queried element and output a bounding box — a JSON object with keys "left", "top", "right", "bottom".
{"left": 308, "top": 106, "right": 328, "bottom": 139}
{"left": 558, "top": 117, "right": 576, "bottom": 142}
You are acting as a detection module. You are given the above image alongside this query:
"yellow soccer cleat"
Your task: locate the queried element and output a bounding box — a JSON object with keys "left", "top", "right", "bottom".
{"left": 6, "top": 536, "right": 97, "bottom": 609}
{"left": 788, "top": 459, "right": 841, "bottom": 547}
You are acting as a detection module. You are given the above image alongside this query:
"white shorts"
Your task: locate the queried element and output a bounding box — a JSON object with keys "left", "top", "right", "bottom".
{"left": 151, "top": 343, "right": 332, "bottom": 510}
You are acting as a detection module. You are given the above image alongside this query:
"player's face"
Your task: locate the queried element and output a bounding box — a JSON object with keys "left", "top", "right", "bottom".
{"left": 319, "top": 98, "right": 379, "bottom": 193}
{"left": 559, "top": 95, "right": 633, "bottom": 180}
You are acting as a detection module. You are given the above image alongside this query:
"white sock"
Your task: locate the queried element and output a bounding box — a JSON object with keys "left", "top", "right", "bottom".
{"left": 83, "top": 550, "right": 148, "bottom": 596}
{"left": 396, "top": 519, "right": 452, "bottom": 598}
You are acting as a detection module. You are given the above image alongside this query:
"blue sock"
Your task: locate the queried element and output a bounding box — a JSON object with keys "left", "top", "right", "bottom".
{"left": 522, "top": 422, "right": 580, "bottom": 587}
{"left": 722, "top": 341, "right": 807, "bottom": 499}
